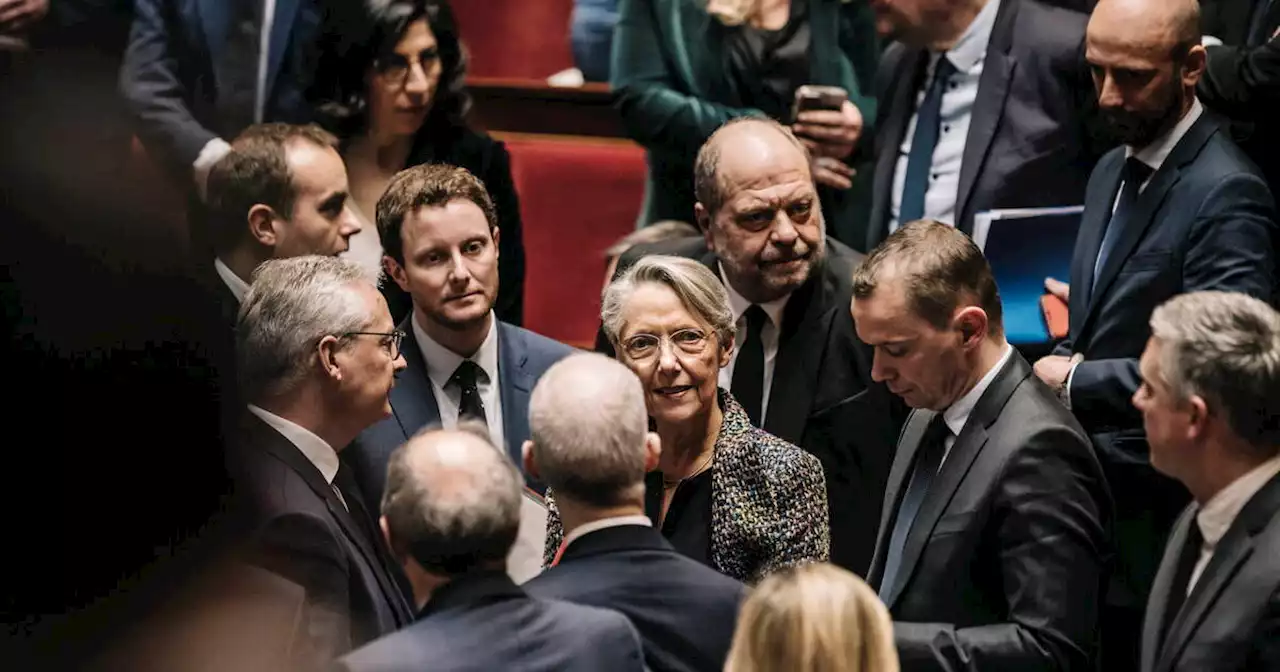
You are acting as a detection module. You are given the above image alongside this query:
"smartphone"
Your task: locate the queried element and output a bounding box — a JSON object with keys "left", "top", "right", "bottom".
{"left": 1040, "top": 294, "right": 1069, "bottom": 340}
{"left": 792, "top": 85, "right": 848, "bottom": 119}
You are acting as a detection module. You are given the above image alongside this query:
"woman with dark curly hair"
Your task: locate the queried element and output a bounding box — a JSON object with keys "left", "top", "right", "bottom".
{"left": 313, "top": 0, "right": 525, "bottom": 325}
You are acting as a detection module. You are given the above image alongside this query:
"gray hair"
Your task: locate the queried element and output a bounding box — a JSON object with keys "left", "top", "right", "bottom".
{"left": 236, "top": 256, "right": 372, "bottom": 400}
{"left": 528, "top": 353, "right": 650, "bottom": 507}
{"left": 601, "top": 255, "right": 736, "bottom": 350}
{"left": 1149, "top": 291, "right": 1280, "bottom": 453}
{"left": 380, "top": 421, "right": 522, "bottom": 575}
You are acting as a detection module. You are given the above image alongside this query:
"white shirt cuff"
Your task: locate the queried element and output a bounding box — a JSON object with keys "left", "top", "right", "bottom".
{"left": 1202, "top": 35, "right": 1224, "bottom": 47}
{"left": 193, "top": 138, "right": 233, "bottom": 202}
{"left": 1062, "top": 360, "right": 1081, "bottom": 410}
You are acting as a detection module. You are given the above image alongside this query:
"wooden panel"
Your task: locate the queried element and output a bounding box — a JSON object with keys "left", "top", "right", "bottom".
{"left": 466, "top": 78, "right": 626, "bottom": 138}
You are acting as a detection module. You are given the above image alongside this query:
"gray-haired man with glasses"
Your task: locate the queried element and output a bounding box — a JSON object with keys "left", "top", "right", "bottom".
{"left": 229, "top": 255, "right": 413, "bottom": 663}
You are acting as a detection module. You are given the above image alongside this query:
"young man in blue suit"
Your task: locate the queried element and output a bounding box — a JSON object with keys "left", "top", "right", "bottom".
{"left": 344, "top": 164, "right": 575, "bottom": 505}
{"left": 1034, "top": 0, "right": 1279, "bottom": 667}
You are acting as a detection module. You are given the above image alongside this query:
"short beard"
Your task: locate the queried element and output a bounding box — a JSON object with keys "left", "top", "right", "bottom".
{"left": 1104, "top": 78, "right": 1186, "bottom": 148}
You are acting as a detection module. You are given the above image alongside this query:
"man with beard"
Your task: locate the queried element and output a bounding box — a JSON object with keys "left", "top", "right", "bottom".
{"left": 344, "top": 164, "right": 574, "bottom": 506}
{"left": 1033, "top": 0, "right": 1278, "bottom": 666}
{"left": 602, "top": 117, "right": 905, "bottom": 575}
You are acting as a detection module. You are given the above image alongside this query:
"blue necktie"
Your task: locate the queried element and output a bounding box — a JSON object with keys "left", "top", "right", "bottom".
{"left": 878, "top": 415, "right": 950, "bottom": 601}
{"left": 898, "top": 56, "right": 957, "bottom": 225}
{"left": 1093, "top": 158, "right": 1153, "bottom": 292}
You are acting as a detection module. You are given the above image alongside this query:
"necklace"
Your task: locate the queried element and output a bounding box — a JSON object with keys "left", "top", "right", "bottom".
{"left": 662, "top": 449, "right": 715, "bottom": 490}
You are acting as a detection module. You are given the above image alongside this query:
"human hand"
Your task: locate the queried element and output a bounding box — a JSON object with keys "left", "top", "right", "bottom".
{"left": 794, "top": 100, "right": 863, "bottom": 160}
{"left": 0, "top": 0, "right": 50, "bottom": 34}
{"left": 811, "top": 156, "right": 856, "bottom": 190}
{"left": 1044, "top": 277, "right": 1070, "bottom": 303}
{"left": 1033, "top": 353, "right": 1082, "bottom": 392}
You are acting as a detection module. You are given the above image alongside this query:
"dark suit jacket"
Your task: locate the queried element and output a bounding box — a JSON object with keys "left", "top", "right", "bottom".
{"left": 1057, "top": 112, "right": 1277, "bottom": 604}
{"left": 866, "top": 0, "right": 1108, "bottom": 250}
{"left": 120, "top": 0, "right": 324, "bottom": 176}
{"left": 1141, "top": 472, "right": 1280, "bottom": 672}
{"left": 611, "top": 0, "right": 880, "bottom": 244}
{"left": 334, "top": 570, "right": 646, "bottom": 672}
{"left": 228, "top": 413, "right": 414, "bottom": 659}
{"left": 525, "top": 524, "right": 746, "bottom": 672}
{"left": 604, "top": 236, "right": 905, "bottom": 574}
{"left": 346, "top": 318, "right": 576, "bottom": 504}
{"left": 377, "top": 128, "right": 526, "bottom": 327}
{"left": 867, "top": 352, "right": 1112, "bottom": 671}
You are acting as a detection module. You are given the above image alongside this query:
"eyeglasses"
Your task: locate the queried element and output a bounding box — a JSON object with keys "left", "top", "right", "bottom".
{"left": 374, "top": 48, "right": 440, "bottom": 89}
{"left": 343, "top": 329, "right": 406, "bottom": 359}
{"left": 621, "top": 329, "right": 711, "bottom": 361}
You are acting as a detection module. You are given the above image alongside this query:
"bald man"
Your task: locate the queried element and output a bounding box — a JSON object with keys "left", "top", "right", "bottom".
{"left": 335, "top": 424, "right": 645, "bottom": 672}
{"left": 1034, "top": 0, "right": 1278, "bottom": 666}
{"left": 598, "top": 116, "right": 906, "bottom": 575}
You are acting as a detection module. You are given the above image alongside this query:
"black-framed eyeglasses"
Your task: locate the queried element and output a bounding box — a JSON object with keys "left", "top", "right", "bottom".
{"left": 343, "top": 329, "right": 406, "bottom": 359}
{"left": 374, "top": 48, "right": 441, "bottom": 89}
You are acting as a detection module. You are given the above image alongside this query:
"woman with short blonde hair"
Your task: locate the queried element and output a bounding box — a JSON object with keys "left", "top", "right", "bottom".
{"left": 725, "top": 563, "right": 899, "bottom": 672}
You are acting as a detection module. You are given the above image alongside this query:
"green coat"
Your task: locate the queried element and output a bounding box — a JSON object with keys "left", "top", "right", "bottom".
{"left": 611, "top": 0, "right": 879, "bottom": 245}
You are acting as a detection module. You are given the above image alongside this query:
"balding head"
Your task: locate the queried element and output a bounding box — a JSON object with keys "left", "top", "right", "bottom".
{"left": 1087, "top": 0, "right": 1204, "bottom": 147}
{"left": 694, "top": 117, "right": 810, "bottom": 216}
{"left": 380, "top": 423, "right": 522, "bottom": 576}
{"left": 525, "top": 353, "right": 657, "bottom": 509}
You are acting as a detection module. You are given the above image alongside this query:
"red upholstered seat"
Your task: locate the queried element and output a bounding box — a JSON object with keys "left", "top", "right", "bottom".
{"left": 501, "top": 134, "right": 646, "bottom": 348}
{"left": 452, "top": 0, "right": 574, "bottom": 79}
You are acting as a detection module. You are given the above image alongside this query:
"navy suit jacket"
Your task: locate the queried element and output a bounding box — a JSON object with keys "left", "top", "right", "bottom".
{"left": 1058, "top": 111, "right": 1277, "bottom": 606}
{"left": 335, "top": 571, "right": 645, "bottom": 672}
{"left": 346, "top": 318, "right": 576, "bottom": 504}
{"left": 120, "top": 0, "right": 324, "bottom": 175}
{"left": 866, "top": 0, "right": 1109, "bottom": 250}
{"left": 525, "top": 524, "right": 746, "bottom": 672}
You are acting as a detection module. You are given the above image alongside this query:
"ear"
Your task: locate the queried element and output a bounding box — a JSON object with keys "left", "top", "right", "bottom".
{"left": 1185, "top": 394, "right": 1211, "bottom": 440}
{"left": 718, "top": 332, "right": 735, "bottom": 368}
{"left": 379, "top": 515, "right": 393, "bottom": 549}
{"left": 643, "top": 432, "right": 662, "bottom": 472}
{"left": 317, "top": 334, "right": 344, "bottom": 381}
{"left": 491, "top": 226, "right": 501, "bottom": 259}
{"left": 694, "top": 203, "right": 715, "bottom": 248}
{"left": 1182, "top": 44, "right": 1208, "bottom": 87}
{"left": 248, "top": 204, "right": 280, "bottom": 247}
{"left": 953, "top": 306, "right": 989, "bottom": 350}
{"left": 384, "top": 255, "right": 411, "bottom": 293}
{"left": 521, "top": 440, "right": 540, "bottom": 480}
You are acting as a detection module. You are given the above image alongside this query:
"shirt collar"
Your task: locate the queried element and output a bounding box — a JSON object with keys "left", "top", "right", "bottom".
{"left": 214, "top": 257, "right": 249, "bottom": 304}
{"left": 935, "top": 0, "right": 1002, "bottom": 74}
{"left": 718, "top": 263, "right": 790, "bottom": 329}
{"left": 562, "top": 515, "right": 653, "bottom": 552}
{"left": 1196, "top": 453, "right": 1280, "bottom": 549}
{"left": 246, "top": 404, "right": 340, "bottom": 484}
{"left": 1127, "top": 98, "right": 1204, "bottom": 173}
{"left": 942, "top": 344, "right": 1013, "bottom": 437}
{"left": 413, "top": 311, "right": 500, "bottom": 392}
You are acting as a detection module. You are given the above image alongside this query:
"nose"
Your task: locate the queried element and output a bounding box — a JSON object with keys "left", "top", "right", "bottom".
{"left": 393, "top": 351, "right": 407, "bottom": 371}
{"left": 655, "top": 340, "right": 681, "bottom": 376}
{"left": 771, "top": 212, "right": 800, "bottom": 246}
{"left": 340, "top": 206, "right": 362, "bottom": 236}
{"left": 446, "top": 250, "right": 474, "bottom": 284}
{"left": 870, "top": 350, "right": 891, "bottom": 384}
{"left": 1096, "top": 73, "right": 1123, "bottom": 109}
{"left": 403, "top": 61, "right": 430, "bottom": 95}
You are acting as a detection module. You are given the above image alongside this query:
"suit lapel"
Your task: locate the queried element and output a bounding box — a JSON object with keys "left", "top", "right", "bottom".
{"left": 869, "top": 48, "right": 926, "bottom": 250}
{"left": 955, "top": 0, "right": 1019, "bottom": 232}
{"left": 868, "top": 409, "right": 934, "bottom": 587}
{"left": 885, "top": 352, "right": 1029, "bottom": 607}
{"left": 265, "top": 0, "right": 302, "bottom": 107}
{"left": 389, "top": 318, "right": 441, "bottom": 441}
{"left": 197, "top": 0, "right": 229, "bottom": 74}
{"left": 1142, "top": 506, "right": 1196, "bottom": 672}
{"left": 1156, "top": 473, "right": 1280, "bottom": 672}
{"left": 1070, "top": 152, "right": 1124, "bottom": 333}
{"left": 497, "top": 323, "right": 533, "bottom": 468}
{"left": 763, "top": 267, "right": 832, "bottom": 444}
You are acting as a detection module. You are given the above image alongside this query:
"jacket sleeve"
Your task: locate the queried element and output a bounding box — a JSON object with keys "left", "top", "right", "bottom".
{"left": 542, "top": 489, "right": 566, "bottom": 568}
{"left": 120, "top": 0, "right": 218, "bottom": 175}
{"left": 757, "top": 449, "right": 830, "bottom": 582}
{"left": 895, "top": 425, "right": 1110, "bottom": 670}
{"left": 610, "top": 0, "right": 766, "bottom": 156}
{"left": 1198, "top": 39, "right": 1280, "bottom": 121}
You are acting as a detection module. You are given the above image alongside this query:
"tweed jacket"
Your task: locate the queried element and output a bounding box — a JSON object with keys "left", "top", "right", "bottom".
{"left": 543, "top": 390, "right": 830, "bottom": 584}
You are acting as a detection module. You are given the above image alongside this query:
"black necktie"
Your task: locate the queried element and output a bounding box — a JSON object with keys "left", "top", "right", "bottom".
{"left": 1093, "top": 157, "right": 1154, "bottom": 292}
{"left": 899, "top": 56, "right": 957, "bottom": 225}
{"left": 1159, "top": 519, "right": 1204, "bottom": 649}
{"left": 879, "top": 415, "right": 950, "bottom": 600}
{"left": 732, "top": 305, "right": 768, "bottom": 427}
{"left": 451, "top": 360, "right": 488, "bottom": 426}
{"left": 216, "top": 0, "right": 263, "bottom": 136}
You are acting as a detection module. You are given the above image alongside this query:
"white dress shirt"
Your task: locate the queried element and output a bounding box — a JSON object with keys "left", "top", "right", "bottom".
{"left": 214, "top": 257, "right": 249, "bottom": 304}
{"left": 412, "top": 312, "right": 506, "bottom": 451}
{"left": 561, "top": 515, "right": 653, "bottom": 552}
{"left": 246, "top": 403, "right": 347, "bottom": 509}
{"left": 1063, "top": 99, "right": 1205, "bottom": 405}
{"left": 1187, "top": 453, "right": 1280, "bottom": 594}
{"left": 716, "top": 264, "right": 790, "bottom": 424}
{"left": 939, "top": 344, "right": 1013, "bottom": 464}
{"left": 889, "top": 0, "right": 1002, "bottom": 232}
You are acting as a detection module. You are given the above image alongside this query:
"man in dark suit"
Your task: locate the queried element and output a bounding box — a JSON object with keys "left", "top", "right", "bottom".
{"left": 865, "top": 0, "right": 1111, "bottom": 251}
{"left": 345, "top": 164, "right": 574, "bottom": 505}
{"left": 1133, "top": 292, "right": 1280, "bottom": 671}
{"left": 229, "top": 256, "right": 414, "bottom": 661}
{"left": 604, "top": 117, "right": 904, "bottom": 574}
{"left": 854, "top": 221, "right": 1112, "bottom": 670}
{"left": 336, "top": 423, "right": 645, "bottom": 672}
{"left": 1034, "top": 0, "right": 1278, "bottom": 664}
{"left": 522, "top": 353, "right": 746, "bottom": 672}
